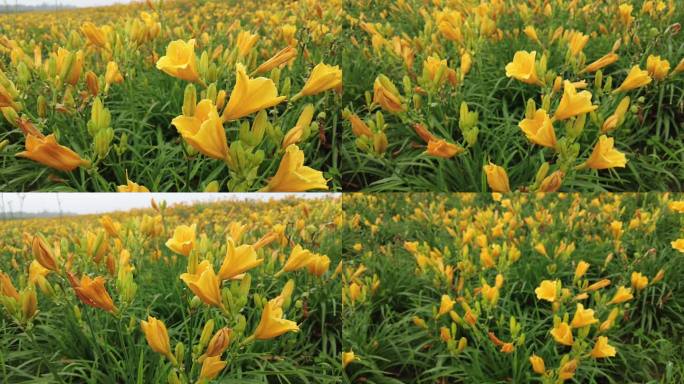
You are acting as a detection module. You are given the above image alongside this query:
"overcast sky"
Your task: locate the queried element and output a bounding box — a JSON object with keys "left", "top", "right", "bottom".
{"left": 0, "top": 193, "right": 339, "bottom": 215}
{"left": 11, "top": 0, "right": 136, "bottom": 7}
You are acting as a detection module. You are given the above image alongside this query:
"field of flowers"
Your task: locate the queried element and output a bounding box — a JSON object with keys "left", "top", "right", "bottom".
{"left": 0, "top": 0, "right": 342, "bottom": 191}
{"left": 0, "top": 195, "right": 342, "bottom": 382}
{"left": 341, "top": 0, "right": 684, "bottom": 191}
{"left": 342, "top": 193, "right": 684, "bottom": 382}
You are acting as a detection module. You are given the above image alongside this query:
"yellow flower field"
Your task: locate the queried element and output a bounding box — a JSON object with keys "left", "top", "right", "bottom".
{"left": 0, "top": 0, "right": 342, "bottom": 191}
{"left": 342, "top": 193, "right": 684, "bottom": 382}
{"left": 0, "top": 194, "right": 342, "bottom": 382}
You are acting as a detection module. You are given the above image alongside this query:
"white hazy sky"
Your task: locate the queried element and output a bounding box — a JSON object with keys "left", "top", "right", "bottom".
{"left": 13, "top": 0, "right": 136, "bottom": 6}
{"left": 0, "top": 193, "right": 339, "bottom": 215}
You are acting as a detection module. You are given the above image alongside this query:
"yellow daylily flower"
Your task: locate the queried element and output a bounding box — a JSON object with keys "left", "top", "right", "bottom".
{"left": 614, "top": 65, "right": 652, "bottom": 93}
{"left": 260, "top": 145, "right": 328, "bottom": 192}
{"left": 535, "top": 280, "right": 558, "bottom": 302}
{"left": 67, "top": 273, "right": 117, "bottom": 313}
{"left": 553, "top": 81, "right": 597, "bottom": 121}
{"left": 292, "top": 63, "right": 342, "bottom": 100}
{"left": 505, "top": 50, "right": 541, "bottom": 85}
{"left": 529, "top": 354, "right": 545, "bottom": 374}
{"left": 578, "top": 135, "right": 627, "bottom": 170}
{"left": 518, "top": 108, "right": 557, "bottom": 148}
{"left": 17, "top": 134, "right": 89, "bottom": 172}
{"left": 32, "top": 236, "right": 58, "bottom": 271}
{"left": 252, "top": 297, "right": 299, "bottom": 340}
{"left": 117, "top": 178, "right": 150, "bottom": 192}
{"left": 483, "top": 163, "right": 511, "bottom": 193}
{"left": 165, "top": 224, "right": 196, "bottom": 257}
{"left": 156, "top": 39, "right": 199, "bottom": 82}
{"left": 199, "top": 355, "right": 226, "bottom": 380}
{"left": 141, "top": 316, "right": 173, "bottom": 359}
{"left": 550, "top": 321, "right": 574, "bottom": 346}
{"left": 570, "top": 303, "right": 598, "bottom": 328}
{"left": 218, "top": 238, "right": 262, "bottom": 280}
{"left": 608, "top": 286, "right": 633, "bottom": 304}
{"left": 172, "top": 99, "right": 228, "bottom": 160}
{"left": 180, "top": 260, "right": 223, "bottom": 308}
{"left": 590, "top": 336, "right": 616, "bottom": 358}
{"left": 426, "top": 139, "right": 464, "bottom": 158}
{"left": 646, "top": 55, "right": 670, "bottom": 81}
{"left": 222, "top": 63, "right": 286, "bottom": 121}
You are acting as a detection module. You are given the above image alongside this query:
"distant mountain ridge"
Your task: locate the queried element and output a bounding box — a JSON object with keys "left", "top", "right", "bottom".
{"left": 0, "top": 3, "right": 76, "bottom": 13}
{"left": 0, "top": 211, "right": 79, "bottom": 220}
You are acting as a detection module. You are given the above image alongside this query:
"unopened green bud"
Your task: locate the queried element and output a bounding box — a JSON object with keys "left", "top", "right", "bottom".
{"left": 182, "top": 84, "right": 197, "bottom": 116}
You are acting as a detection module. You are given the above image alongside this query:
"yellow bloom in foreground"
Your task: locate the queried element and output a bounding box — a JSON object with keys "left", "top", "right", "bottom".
{"left": 32, "top": 236, "right": 58, "bottom": 271}
{"left": 172, "top": 99, "right": 228, "bottom": 160}
{"left": 550, "top": 321, "right": 574, "bottom": 346}
{"left": 141, "top": 316, "right": 172, "bottom": 358}
{"left": 672, "top": 239, "right": 684, "bottom": 252}
{"left": 529, "top": 354, "right": 545, "bottom": 374}
{"left": 535, "top": 280, "right": 558, "bottom": 302}
{"left": 67, "top": 273, "right": 117, "bottom": 313}
{"left": 165, "top": 224, "right": 196, "bottom": 257}
{"left": 117, "top": 178, "right": 150, "bottom": 192}
{"left": 260, "top": 145, "right": 328, "bottom": 192}
{"left": 255, "top": 46, "right": 297, "bottom": 74}
{"left": 614, "top": 66, "right": 652, "bottom": 93}
{"left": 518, "top": 109, "right": 557, "bottom": 148}
{"left": 553, "top": 81, "right": 597, "bottom": 121}
{"left": 180, "top": 260, "right": 223, "bottom": 308}
{"left": 505, "top": 50, "right": 541, "bottom": 85}
{"left": 155, "top": 39, "right": 199, "bottom": 82}
{"left": 581, "top": 53, "right": 619, "bottom": 73}
{"left": 426, "top": 139, "right": 464, "bottom": 158}
{"left": 222, "top": 63, "right": 286, "bottom": 121}
{"left": 571, "top": 303, "right": 598, "bottom": 328}
{"left": 199, "top": 355, "right": 226, "bottom": 380}
{"left": 483, "top": 163, "right": 511, "bottom": 193}
{"left": 646, "top": 55, "right": 670, "bottom": 81}
{"left": 438, "top": 294, "right": 454, "bottom": 317}
{"left": 292, "top": 63, "right": 342, "bottom": 100}
{"left": 218, "top": 238, "right": 262, "bottom": 280}
{"left": 631, "top": 271, "right": 648, "bottom": 290}
{"left": 55, "top": 48, "right": 83, "bottom": 85}
{"left": 578, "top": 135, "right": 627, "bottom": 170}
{"left": 342, "top": 350, "right": 357, "bottom": 369}
{"left": 608, "top": 286, "right": 633, "bottom": 304}
{"left": 17, "top": 134, "right": 89, "bottom": 172}
{"left": 253, "top": 297, "right": 299, "bottom": 340}
{"left": 591, "top": 336, "right": 616, "bottom": 358}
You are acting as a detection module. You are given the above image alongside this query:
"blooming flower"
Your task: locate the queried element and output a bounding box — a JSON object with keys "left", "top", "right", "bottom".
{"left": 591, "top": 336, "right": 616, "bottom": 358}
{"left": 518, "top": 109, "right": 557, "bottom": 148}
{"left": 505, "top": 50, "right": 541, "bottom": 85}
{"left": 578, "top": 135, "right": 627, "bottom": 170}
{"left": 17, "top": 134, "right": 89, "bottom": 172}
{"left": 614, "top": 66, "right": 652, "bottom": 93}
{"left": 155, "top": 39, "right": 199, "bottom": 82}
{"left": 222, "top": 63, "right": 286, "bottom": 121}
{"left": 553, "top": 81, "right": 597, "bottom": 121}
{"left": 260, "top": 145, "right": 328, "bottom": 192}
